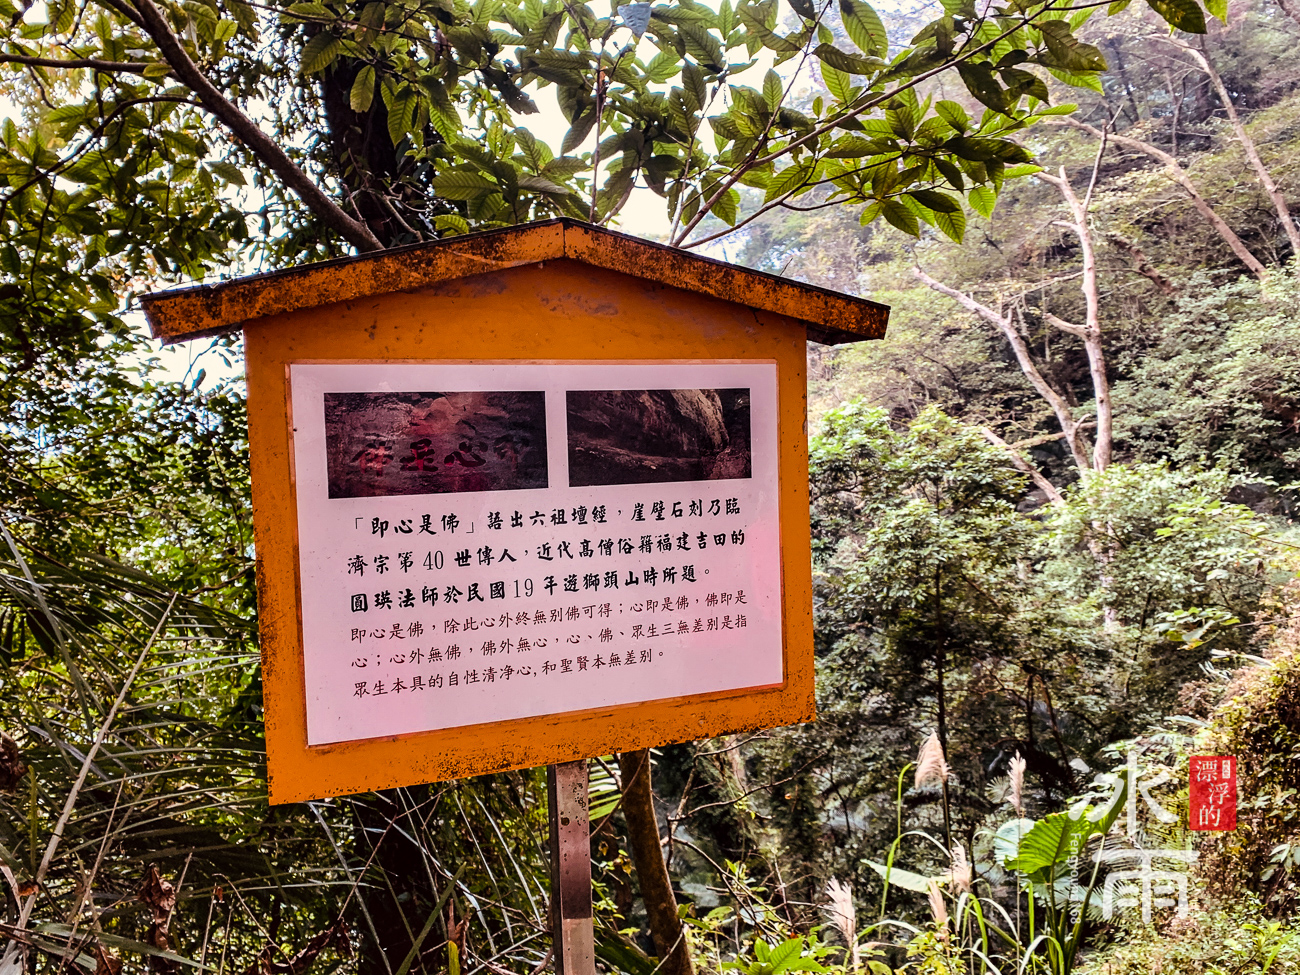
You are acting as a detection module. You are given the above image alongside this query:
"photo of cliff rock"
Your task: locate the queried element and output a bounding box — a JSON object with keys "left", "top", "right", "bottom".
{"left": 566, "top": 388, "right": 751, "bottom": 487}
{"left": 323, "top": 391, "right": 548, "bottom": 498}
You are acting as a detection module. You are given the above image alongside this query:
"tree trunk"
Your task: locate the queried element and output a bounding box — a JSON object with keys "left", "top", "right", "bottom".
{"left": 1190, "top": 45, "right": 1300, "bottom": 260}
{"left": 618, "top": 750, "right": 694, "bottom": 975}
{"left": 1036, "top": 168, "right": 1113, "bottom": 471}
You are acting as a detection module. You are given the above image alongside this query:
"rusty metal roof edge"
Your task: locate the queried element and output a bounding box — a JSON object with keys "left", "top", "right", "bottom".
{"left": 141, "top": 218, "right": 888, "bottom": 344}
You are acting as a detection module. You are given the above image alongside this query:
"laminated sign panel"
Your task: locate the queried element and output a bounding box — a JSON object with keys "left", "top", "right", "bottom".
{"left": 142, "top": 220, "right": 889, "bottom": 803}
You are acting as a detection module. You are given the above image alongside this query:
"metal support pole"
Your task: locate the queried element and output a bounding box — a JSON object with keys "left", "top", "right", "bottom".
{"left": 547, "top": 761, "right": 596, "bottom": 975}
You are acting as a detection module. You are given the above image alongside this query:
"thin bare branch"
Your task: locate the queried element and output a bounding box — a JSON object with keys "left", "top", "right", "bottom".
{"left": 980, "top": 427, "right": 1064, "bottom": 505}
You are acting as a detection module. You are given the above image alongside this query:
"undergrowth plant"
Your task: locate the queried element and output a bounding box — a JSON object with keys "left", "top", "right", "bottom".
{"left": 869, "top": 742, "right": 1132, "bottom": 975}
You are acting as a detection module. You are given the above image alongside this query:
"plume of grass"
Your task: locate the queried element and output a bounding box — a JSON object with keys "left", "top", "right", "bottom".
{"left": 925, "top": 879, "right": 949, "bottom": 940}
{"left": 915, "top": 732, "right": 949, "bottom": 790}
{"left": 948, "top": 844, "right": 971, "bottom": 895}
{"left": 824, "top": 878, "right": 858, "bottom": 971}
{"left": 1008, "top": 752, "right": 1027, "bottom": 817}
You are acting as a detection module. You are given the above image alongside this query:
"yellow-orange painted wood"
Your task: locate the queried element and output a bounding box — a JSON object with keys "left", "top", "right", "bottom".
{"left": 141, "top": 219, "right": 888, "bottom": 347}
{"left": 140, "top": 224, "right": 889, "bottom": 804}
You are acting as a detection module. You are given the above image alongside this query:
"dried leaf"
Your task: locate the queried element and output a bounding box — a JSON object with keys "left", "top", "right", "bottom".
{"left": 926, "top": 878, "right": 949, "bottom": 934}
{"left": 824, "top": 878, "right": 857, "bottom": 969}
{"left": 0, "top": 732, "right": 28, "bottom": 790}
{"left": 242, "top": 917, "right": 350, "bottom": 975}
{"left": 95, "top": 945, "right": 123, "bottom": 975}
{"left": 139, "top": 864, "right": 177, "bottom": 919}
{"left": 139, "top": 865, "right": 179, "bottom": 974}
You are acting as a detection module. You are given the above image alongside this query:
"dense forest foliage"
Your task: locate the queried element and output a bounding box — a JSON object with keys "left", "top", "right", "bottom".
{"left": 4, "top": 0, "right": 1300, "bottom": 972}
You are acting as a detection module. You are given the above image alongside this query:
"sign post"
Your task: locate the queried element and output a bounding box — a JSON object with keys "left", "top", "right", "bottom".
{"left": 141, "top": 218, "right": 888, "bottom": 966}
{"left": 547, "top": 761, "right": 595, "bottom": 975}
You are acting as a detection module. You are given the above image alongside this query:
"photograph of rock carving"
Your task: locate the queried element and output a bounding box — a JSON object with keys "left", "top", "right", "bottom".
{"left": 323, "top": 391, "right": 548, "bottom": 498}
{"left": 566, "top": 388, "right": 752, "bottom": 487}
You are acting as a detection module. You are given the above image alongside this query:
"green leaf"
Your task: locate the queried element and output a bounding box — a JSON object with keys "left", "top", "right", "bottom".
{"left": 908, "top": 188, "right": 960, "bottom": 212}
{"left": 956, "top": 61, "right": 1008, "bottom": 114}
{"left": 431, "top": 170, "right": 498, "bottom": 199}
{"left": 934, "top": 99, "right": 969, "bottom": 133}
{"left": 434, "top": 214, "right": 470, "bottom": 235}
{"left": 350, "top": 65, "right": 376, "bottom": 112}
{"left": 287, "top": 1, "right": 330, "bottom": 16}
{"left": 709, "top": 186, "right": 740, "bottom": 225}
{"left": 1036, "top": 20, "right": 1108, "bottom": 72}
{"left": 387, "top": 89, "right": 416, "bottom": 146}
{"left": 765, "top": 938, "right": 804, "bottom": 975}
{"left": 1144, "top": 0, "right": 1207, "bottom": 32}
{"left": 944, "top": 136, "right": 1032, "bottom": 163}
{"left": 737, "top": 3, "right": 802, "bottom": 53}
{"left": 933, "top": 157, "right": 965, "bottom": 190}
{"left": 764, "top": 161, "right": 811, "bottom": 202}
{"left": 49, "top": 0, "right": 75, "bottom": 32}
{"left": 968, "top": 184, "right": 996, "bottom": 218}
{"left": 299, "top": 32, "right": 342, "bottom": 74}
{"left": 560, "top": 108, "right": 597, "bottom": 154}
{"left": 1046, "top": 67, "right": 1103, "bottom": 93}
{"left": 1204, "top": 0, "right": 1227, "bottom": 20}
{"left": 763, "top": 69, "right": 783, "bottom": 111}
{"left": 1028, "top": 102, "right": 1079, "bottom": 117}
{"left": 824, "top": 135, "right": 879, "bottom": 158}
{"left": 517, "top": 174, "right": 571, "bottom": 195}
{"left": 820, "top": 59, "right": 853, "bottom": 102}
{"left": 865, "top": 858, "right": 930, "bottom": 891}
{"left": 1000, "top": 66, "right": 1050, "bottom": 103}
{"left": 993, "top": 818, "right": 1037, "bottom": 865}
{"left": 839, "top": 0, "right": 887, "bottom": 58}
{"left": 813, "top": 42, "right": 881, "bottom": 76}
{"left": 420, "top": 77, "right": 461, "bottom": 142}
{"left": 644, "top": 50, "right": 681, "bottom": 83}
{"left": 207, "top": 161, "right": 246, "bottom": 186}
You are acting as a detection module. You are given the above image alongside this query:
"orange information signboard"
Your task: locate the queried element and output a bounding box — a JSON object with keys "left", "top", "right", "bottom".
{"left": 142, "top": 220, "right": 888, "bottom": 804}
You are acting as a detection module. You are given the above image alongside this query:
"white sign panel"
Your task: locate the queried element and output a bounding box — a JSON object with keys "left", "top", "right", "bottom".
{"left": 288, "top": 362, "right": 783, "bottom": 746}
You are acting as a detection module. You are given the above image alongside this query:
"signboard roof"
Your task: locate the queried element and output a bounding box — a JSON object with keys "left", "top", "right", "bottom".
{"left": 141, "top": 218, "right": 889, "bottom": 345}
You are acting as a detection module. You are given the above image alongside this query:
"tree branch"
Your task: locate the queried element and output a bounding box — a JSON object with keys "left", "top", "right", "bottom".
{"left": 911, "top": 265, "right": 1093, "bottom": 470}
{"left": 0, "top": 52, "right": 158, "bottom": 74}
{"left": 126, "top": 0, "right": 382, "bottom": 252}
{"left": 1187, "top": 43, "right": 1300, "bottom": 259}
{"left": 981, "top": 427, "right": 1064, "bottom": 505}
{"left": 1048, "top": 116, "right": 1269, "bottom": 280}
{"left": 1035, "top": 166, "right": 1112, "bottom": 470}
{"left": 1041, "top": 311, "right": 1088, "bottom": 338}
{"left": 1106, "top": 232, "right": 1176, "bottom": 294}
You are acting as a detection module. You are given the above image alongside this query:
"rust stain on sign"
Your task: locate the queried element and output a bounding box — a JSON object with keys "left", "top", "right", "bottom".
{"left": 141, "top": 219, "right": 888, "bottom": 346}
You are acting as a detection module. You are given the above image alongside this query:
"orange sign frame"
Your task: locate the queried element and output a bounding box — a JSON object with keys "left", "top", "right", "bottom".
{"left": 142, "top": 220, "right": 888, "bottom": 803}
